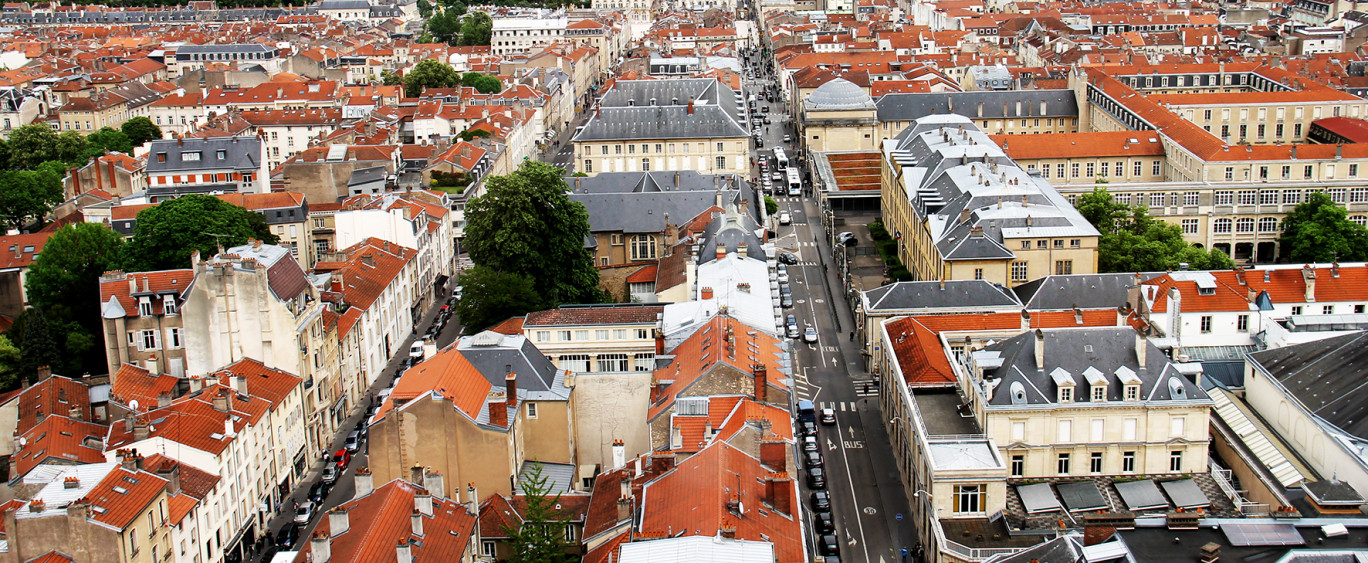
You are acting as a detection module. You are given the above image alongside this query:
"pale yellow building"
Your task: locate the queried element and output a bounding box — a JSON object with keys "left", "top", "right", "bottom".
{"left": 880, "top": 114, "right": 1099, "bottom": 286}
{"left": 799, "top": 78, "right": 880, "bottom": 153}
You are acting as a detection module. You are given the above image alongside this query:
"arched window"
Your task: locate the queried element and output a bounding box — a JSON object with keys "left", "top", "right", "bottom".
{"left": 1213, "top": 218, "right": 1232, "bottom": 234}
{"left": 630, "top": 235, "right": 657, "bottom": 261}
{"left": 1236, "top": 218, "right": 1255, "bottom": 233}
{"left": 1258, "top": 217, "right": 1279, "bottom": 233}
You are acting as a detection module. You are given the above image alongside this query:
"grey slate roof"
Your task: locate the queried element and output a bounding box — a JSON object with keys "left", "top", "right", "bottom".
{"left": 145, "top": 136, "right": 261, "bottom": 174}
{"left": 568, "top": 171, "right": 758, "bottom": 235}
{"left": 456, "top": 332, "right": 569, "bottom": 400}
{"left": 976, "top": 327, "right": 1208, "bottom": 407}
{"left": 176, "top": 44, "right": 275, "bottom": 55}
{"left": 863, "top": 280, "right": 1021, "bottom": 312}
{"left": 1248, "top": 331, "right": 1368, "bottom": 440}
{"left": 876, "top": 89, "right": 1079, "bottom": 122}
{"left": 318, "top": 0, "right": 373, "bottom": 10}
{"left": 696, "top": 204, "right": 764, "bottom": 263}
{"left": 574, "top": 78, "right": 746, "bottom": 142}
{"left": 1014, "top": 273, "right": 1162, "bottom": 310}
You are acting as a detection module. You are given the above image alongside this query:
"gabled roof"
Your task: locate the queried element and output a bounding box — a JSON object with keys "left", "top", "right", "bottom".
{"left": 99, "top": 269, "right": 193, "bottom": 320}
{"left": 638, "top": 442, "right": 803, "bottom": 562}
{"left": 211, "top": 357, "right": 302, "bottom": 408}
{"left": 105, "top": 384, "right": 270, "bottom": 456}
{"left": 296, "top": 479, "right": 478, "bottom": 563}
{"left": 525, "top": 304, "right": 664, "bottom": 327}
{"left": 313, "top": 237, "right": 416, "bottom": 312}
{"left": 80, "top": 466, "right": 167, "bottom": 530}
{"left": 110, "top": 364, "right": 181, "bottom": 411}
{"left": 650, "top": 315, "right": 789, "bottom": 420}
{"left": 16, "top": 375, "right": 91, "bottom": 436}
{"left": 12, "top": 415, "right": 108, "bottom": 479}
{"left": 0, "top": 232, "right": 53, "bottom": 271}
{"left": 1249, "top": 331, "right": 1368, "bottom": 441}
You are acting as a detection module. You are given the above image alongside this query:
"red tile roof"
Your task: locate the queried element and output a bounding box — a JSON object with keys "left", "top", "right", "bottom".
{"left": 0, "top": 232, "right": 53, "bottom": 270}
{"left": 649, "top": 316, "right": 789, "bottom": 420}
{"left": 313, "top": 238, "right": 417, "bottom": 313}
{"left": 296, "top": 479, "right": 477, "bottom": 563}
{"left": 374, "top": 343, "right": 491, "bottom": 425}
{"left": 98, "top": 269, "right": 193, "bottom": 320}
{"left": 110, "top": 364, "right": 181, "bottom": 411}
{"left": 1144, "top": 265, "right": 1368, "bottom": 313}
{"left": 17, "top": 375, "right": 92, "bottom": 436}
{"left": 638, "top": 442, "right": 803, "bottom": 562}
{"left": 211, "top": 357, "right": 303, "bottom": 409}
{"left": 486, "top": 316, "right": 526, "bottom": 335}
{"left": 991, "top": 131, "right": 1165, "bottom": 160}
{"left": 80, "top": 466, "right": 168, "bottom": 530}
{"left": 12, "top": 415, "right": 108, "bottom": 478}
{"left": 105, "top": 384, "right": 269, "bottom": 455}
{"left": 525, "top": 305, "right": 665, "bottom": 326}
{"left": 1312, "top": 116, "right": 1368, "bottom": 143}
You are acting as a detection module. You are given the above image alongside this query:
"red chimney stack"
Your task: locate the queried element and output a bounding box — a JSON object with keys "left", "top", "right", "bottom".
{"left": 752, "top": 364, "right": 767, "bottom": 403}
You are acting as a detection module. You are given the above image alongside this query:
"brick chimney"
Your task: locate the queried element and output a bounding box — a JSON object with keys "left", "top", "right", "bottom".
{"left": 760, "top": 439, "right": 786, "bottom": 471}
{"left": 329, "top": 507, "right": 350, "bottom": 537}
{"left": 701, "top": 287, "right": 714, "bottom": 300}
{"left": 645, "top": 453, "right": 675, "bottom": 478}
{"left": 687, "top": 99, "right": 694, "bottom": 114}
{"left": 752, "top": 364, "right": 767, "bottom": 403}
{"left": 654, "top": 329, "right": 665, "bottom": 355}
{"left": 489, "top": 396, "right": 508, "bottom": 427}
{"left": 768, "top": 475, "right": 793, "bottom": 515}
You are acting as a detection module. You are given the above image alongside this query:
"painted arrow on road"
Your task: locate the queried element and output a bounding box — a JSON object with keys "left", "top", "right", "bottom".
{"left": 826, "top": 438, "right": 836, "bottom": 450}
{"left": 848, "top": 426, "right": 857, "bottom": 438}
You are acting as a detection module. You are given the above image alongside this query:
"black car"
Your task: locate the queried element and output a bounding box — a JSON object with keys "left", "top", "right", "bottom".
{"left": 805, "top": 451, "right": 824, "bottom": 469}
{"left": 814, "top": 511, "right": 834, "bottom": 534}
{"left": 807, "top": 467, "right": 827, "bottom": 489}
{"left": 800, "top": 420, "right": 818, "bottom": 436}
{"left": 308, "top": 482, "right": 328, "bottom": 504}
{"left": 275, "top": 523, "right": 299, "bottom": 549}
{"left": 810, "top": 491, "right": 831, "bottom": 511}
{"left": 354, "top": 419, "right": 368, "bottom": 439}
{"left": 819, "top": 534, "right": 841, "bottom": 556}
{"left": 777, "top": 252, "right": 799, "bottom": 265}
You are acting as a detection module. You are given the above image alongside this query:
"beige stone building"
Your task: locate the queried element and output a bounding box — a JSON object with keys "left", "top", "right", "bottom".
{"left": 799, "top": 78, "right": 880, "bottom": 153}
{"left": 990, "top": 130, "right": 1167, "bottom": 185}
{"left": 880, "top": 114, "right": 1099, "bottom": 286}
{"left": 99, "top": 269, "right": 194, "bottom": 378}
{"left": 368, "top": 331, "right": 575, "bottom": 499}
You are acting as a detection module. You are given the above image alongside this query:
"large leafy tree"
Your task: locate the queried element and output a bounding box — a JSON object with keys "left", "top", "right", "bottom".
{"left": 458, "top": 11, "right": 493, "bottom": 46}
{"left": 403, "top": 59, "right": 462, "bottom": 98}
{"left": 0, "top": 167, "right": 63, "bottom": 231}
{"left": 0, "top": 335, "right": 21, "bottom": 392}
{"left": 7, "top": 305, "right": 96, "bottom": 381}
{"left": 464, "top": 161, "right": 602, "bottom": 310}
{"left": 55, "top": 130, "right": 87, "bottom": 164}
{"left": 83, "top": 127, "right": 133, "bottom": 160}
{"left": 1278, "top": 191, "right": 1368, "bottom": 263}
{"left": 1077, "top": 187, "right": 1234, "bottom": 272}
{"left": 454, "top": 266, "right": 541, "bottom": 333}
{"left": 426, "top": 9, "right": 463, "bottom": 45}
{"left": 504, "top": 463, "right": 577, "bottom": 563}
{"left": 8, "top": 124, "right": 58, "bottom": 169}
{"left": 462, "top": 72, "right": 502, "bottom": 94}
{"left": 125, "top": 194, "right": 278, "bottom": 271}
{"left": 18, "top": 307, "right": 60, "bottom": 379}
{"left": 24, "top": 223, "right": 125, "bottom": 330}
{"left": 120, "top": 117, "right": 163, "bottom": 147}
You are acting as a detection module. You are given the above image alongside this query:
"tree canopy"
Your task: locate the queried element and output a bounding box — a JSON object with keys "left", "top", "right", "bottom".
{"left": 1077, "top": 187, "right": 1235, "bottom": 272}
{"left": 403, "top": 59, "right": 462, "bottom": 98}
{"left": 0, "top": 167, "right": 63, "bottom": 231}
{"left": 125, "top": 194, "right": 279, "bottom": 271}
{"left": 425, "top": 8, "right": 491, "bottom": 46}
{"left": 121, "top": 117, "right": 163, "bottom": 147}
{"left": 462, "top": 72, "right": 502, "bottom": 94}
{"left": 1278, "top": 191, "right": 1368, "bottom": 263}
{"left": 82, "top": 127, "right": 133, "bottom": 161}
{"left": 503, "top": 463, "right": 577, "bottom": 563}
{"left": 453, "top": 266, "right": 541, "bottom": 333}
{"left": 25, "top": 223, "right": 125, "bottom": 327}
{"left": 461, "top": 161, "right": 602, "bottom": 330}
{"left": 8, "top": 124, "right": 59, "bottom": 169}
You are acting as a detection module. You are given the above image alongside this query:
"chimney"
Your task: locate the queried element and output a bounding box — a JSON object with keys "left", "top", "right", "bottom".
{"left": 354, "top": 467, "right": 374, "bottom": 498}
{"left": 687, "top": 100, "right": 694, "bottom": 114}
{"left": 394, "top": 538, "right": 413, "bottom": 563}
{"left": 646, "top": 453, "right": 675, "bottom": 479}
{"left": 1264, "top": 269, "right": 1271, "bottom": 283}
{"left": 701, "top": 287, "right": 714, "bottom": 300}
{"left": 123, "top": 413, "right": 135, "bottom": 433}
{"left": 770, "top": 475, "right": 794, "bottom": 515}
{"left": 1303, "top": 265, "right": 1316, "bottom": 302}
{"left": 1292, "top": 145, "right": 1298, "bottom": 159}
{"left": 1083, "top": 515, "right": 1118, "bottom": 546}
{"left": 329, "top": 507, "right": 350, "bottom": 537}
{"left": 1332, "top": 262, "right": 1341, "bottom": 278}
{"left": 223, "top": 415, "right": 233, "bottom": 438}
{"left": 655, "top": 329, "right": 665, "bottom": 355}
{"left": 489, "top": 397, "right": 508, "bottom": 427}
{"left": 1021, "top": 327, "right": 1041, "bottom": 371}
{"left": 425, "top": 470, "right": 445, "bottom": 499}
{"left": 120, "top": 450, "right": 137, "bottom": 471}
{"left": 505, "top": 371, "right": 518, "bottom": 413}
{"left": 411, "top": 509, "right": 425, "bottom": 537}
{"left": 212, "top": 392, "right": 228, "bottom": 412}
{"left": 410, "top": 465, "right": 425, "bottom": 487}
{"left": 612, "top": 439, "right": 626, "bottom": 470}
{"left": 1021, "top": 309, "right": 1031, "bottom": 330}
{"left": 36, "top": 365, "right": 51, "bottom": 380}
{"left": 466, "top": 483, "right": 479, "bottom": 511}
{"left": 1073, "top": 306, "right": 1084, "bottom": 325}
{"left": 414, "top": 494, "right": 433, "bottom": 518}
{"left": 617, "top": 496, "right": 633, "bottom": 523}
{"left": 310, "top": 531, "right": 332, "bottom": 563}
{"left": 760, "top": 439, "right": 786, "bottom": 471}
{"left": 1136, "top": 330, "right": 1147, "bottom": 367}
{"left": 157, "top": 462, "right": 181, "bottom": 496}
{"left": 157, "top": 392, "right": 171, "bottom": 409}
{"left": 233, "top": 375, "right": 248, "bottom": 396}
{"left": 752, "top": 364, "right": 768, "bottom": 403}
{"left": 133, "top": 417, "right": 150, "bottom": 441}
{"left": 674, "top": 171, "right": 680, "bottom": 187}
{"left": 1117, "top": 303, "right": 1131, "bottom": 327}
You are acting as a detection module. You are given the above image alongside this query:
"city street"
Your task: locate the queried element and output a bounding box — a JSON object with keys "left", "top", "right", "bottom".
{"left": 748, "top": 63, "right": 917, "bottom": 562}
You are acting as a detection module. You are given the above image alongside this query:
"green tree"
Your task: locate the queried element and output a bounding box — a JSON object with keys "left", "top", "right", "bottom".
{"left": 24, "top": 223, "right": 125, "bottom": 331}
{"left": 0, "top": 335, "right": 21, "bottom": 392}
{"left": 1077, "top": 190, "right": 1235, "bottom": 272}
{"left": 0, "top": 137, "right": 12, "bottom": 170}
{"left": 0, "top": 167, "right": 63, "bottom": 231}
{"left": 1278, "top": 191, "right": 1368, "bottom": 263}
{"left": 125, "top": 194, "right": 279, "bottom": 271}
{"left": 121, "top": 116, "right": 163, "bottom": 147}
{"left": 417, "top": 0, "right": 432, "bottom": 17}
{"left": 458, "top": 128, "right": 492, "bottom": 142}
{"left": 381, "top": 71, "right": 403, "bottom": 86}
{"left": 83, "top": 127, "right": 133, "bottom": 160}
{"left": 765, "top": 195, "right": 778, "bottom": 215}
{"left": 458, "top": 11, "right": 493, "bottom": 46}
{"left": 462, "top": 72, "right": 502, "bottom": 94}
{"left": 8, "top": 124, "right": 58, "bottom": 169}
{"left": 55, "top": 130, "right": 87, "bottom": 164}
{"left": 454, "top": 266, "right": 541, "bottom": 333}
{"left": 18, "top": 307, "right": 60, "bottom": 379}
{"left": 426, "top": 8, "right": 462, "bottom": 44}
{"left": 403, "top": 59, "right": 462, "bottom": 98}
{"left": 464, "top": 161, "right": 602, "bottom": 307}
{"left": 503, "top": 463, "right": 576, "bottom": 563}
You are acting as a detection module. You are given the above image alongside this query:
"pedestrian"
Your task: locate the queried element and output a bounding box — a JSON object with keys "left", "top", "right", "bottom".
{"left": 292, "top": 500, "right": 298, "bottom": 511}
{"left": 849, "top": 330, "right": 855, "bottom": 342}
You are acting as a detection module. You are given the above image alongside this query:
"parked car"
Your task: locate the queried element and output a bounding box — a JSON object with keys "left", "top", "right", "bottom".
{"left": 320, "top": 465, "right": 339, "bottom": 485}
{"left": 801, "top": 420, "right": 818, "bottom": 436}
{"left": 772, "top": 171, "right": 783, "bottom": 182}
{"left": 804, "top": 326, "right": 818, "bottom": 343}
{"left": 821, "top": 408, "right": 837, "bottom": 425}
{"left": 447, "top": 297, "right": 459, "bottom": 307}
{"left": 778, "top": 212, "right": 791, "bottom": 225}
{"left": 781, "top": 294, "right": 793, "bottom": 308}
{"left": 803, "top": 436, "right": 819, "bottom": 452}
{"left": 810, "top": 491, "right": 831, "bottom": 511}
{"left": 836, "top": 231, "right": 857, "bottom": 245}
{"left": 344, "top": 430, "right": 362, "bottom": 453}
{"left": 814, "top": 511, "right": 834, "bottom": 534}
{"left": 819, "top": 534, "right": 841, "bottom": 556}
{"left": 354, "top": 418, "right": 368, "bottom": 438}
{"left": 805, "top": 450, "right": 824, "bottom": 469}
{"left": 786, "top": 314, "right": 799, "bottom": 338}
{"left": 293, "top": 501, "right": 315, "bottom": 524}
{"left": 762, "top": 105, "right": 770, "bottom": 113}
{"left": 276, "top": 523, "right": 299, "bottom": 549}
{"left": 763, "top": 116, "right": 771, "bottom": 124}
{"left": 332, "top": 448, "right": 352, "bottom": 468}
{"left": 783, "top": 134, "right": 792, "bottom": 143}
{"left": 807, "top": 466, "right": 827, "bottom": 489}
{"left": 755, "top": 137, "right": 764, "bottom": 148}
{"left": 308, "top": 482, "right": 329, "bottom": 504}
{"left": 777, "top": 264, "right": 789, "bottom": 283}
{"left": 777, "top": 252, "right": 799, "bottom": 265}
{"left": 409, "top": 341, "right": 425, "bottom": 360}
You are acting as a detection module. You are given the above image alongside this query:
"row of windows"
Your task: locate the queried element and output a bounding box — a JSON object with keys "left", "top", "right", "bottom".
{"left": 127, "top": 327, "right": 183, "bottom": 351}
{"left": 1003, "top": 450, "right": 1183, "bottom": 479}
{"left": 536, "top": 328, "right": 653, "bottom": 342}
{"left": 1018, "top": 239, "right": 1083, "bottom": 250}
{"left": 1034, "top": 160, "right": 1161, "bottom": 179}
{"left": 583, "top": 156, "right": 728, "bottom": 173}
{"left": 1006, "top": 259, "right": 1075, "bottom": 281}
{"left": 1010, "top": 416, "right": 1186, "bottom": 445}
{"left": 592, "top": 141, "right": 729, "bottom": 155}
{"left": 557, "top": 353, "right": 655, "bottom": 372}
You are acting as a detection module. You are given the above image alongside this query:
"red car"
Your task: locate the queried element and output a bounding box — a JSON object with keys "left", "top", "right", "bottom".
{"left": 332, "top": 448, "right": 351, "bottom": 468}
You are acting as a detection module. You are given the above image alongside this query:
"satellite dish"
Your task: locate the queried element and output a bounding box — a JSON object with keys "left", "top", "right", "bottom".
{"left": 129, "top": 400, "right": 140, "bottom": 411}
{"left": 17, "top": 436, "right": 26, "bottom": 447}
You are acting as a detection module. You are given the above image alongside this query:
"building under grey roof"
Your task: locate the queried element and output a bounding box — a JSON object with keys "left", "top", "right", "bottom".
{"left": 1248, "top": 331, "right": 1368, "bottom": 440}
{"left": 454, "top": 331, "right": 570, "bottom": 401}
{"left": 970, "top": 326, "right": 1209, "bottom": 407}
{"left": 876, "top": 89, "right": 1078, "bottom": 123}
{"left": 573, "top": 78, "right": 747, "bottom": 142}
{"left": 318, "top": 0, "right": 373, "bottom": 10}
{"left": 1014, "top": 272, "right": 1162, "bottom": 310}
{"left": 145, "top": 136, "right": 262, "bottom": 174}
{"left": 695, "top": 203, "right": 764, "bottom": 264}
{"left": 804, "top": 78, "right": 874, "bottom": 111}
{"left": 568, "top": 171, "right": 758, "bottom": 237}
{"left": 863, "top": 280, "right": 1021, "bottom": 313}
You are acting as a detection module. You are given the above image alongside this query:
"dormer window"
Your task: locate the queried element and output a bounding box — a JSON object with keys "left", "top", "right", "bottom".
{"left": 1092, "top": 386, "right": 1106, "bottom": 402}
{"left": 1125, "top": 385, "right": 1139, "bottom": 401}
{"left": 137, "top": 296, "right": 152, "bottom": 317}
{"left": 1084, "top": 367, "right": 1106, "bottom": 403}
{"left": 1059, "top": 387, "right": 1072, "bottom": 403}
{"left": 163, "top": 295, "right": 177, "bottom": 315}
{"left": 182, "top": 151, "right": 201, "bottom": 162}
{"left": 1051, "top": 367, "right": 1074, "bottom": 403}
